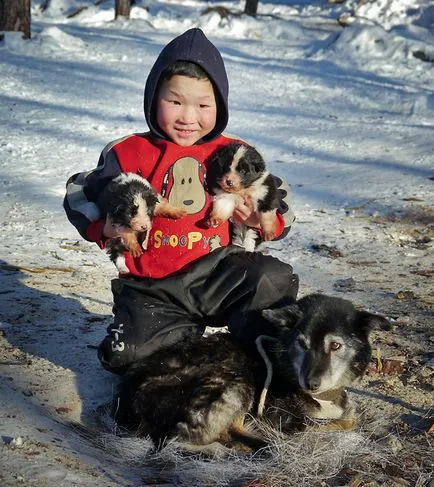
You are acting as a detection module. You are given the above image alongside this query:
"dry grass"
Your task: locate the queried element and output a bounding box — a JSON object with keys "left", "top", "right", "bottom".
{"left": 84, "top": 409, "right": 400, "bottom": 486}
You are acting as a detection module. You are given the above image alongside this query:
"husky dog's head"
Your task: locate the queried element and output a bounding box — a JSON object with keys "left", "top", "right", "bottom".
{"left": 207, "top": 143, "right": 266, "bottom": 193}
{"left": 262, "top": 294, "right": 390, "bottom": 395}
{"left": 107, "top": 173, "right": 158, "bottom": 232}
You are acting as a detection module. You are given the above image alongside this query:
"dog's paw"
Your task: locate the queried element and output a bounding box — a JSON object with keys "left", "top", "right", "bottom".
{"left": 156, "top": 200, "right": 187, "bottom": 219}
{"left": 128, "top": 243, "right": 144, "bottom": 258}
{"left": 207, "top": 216, "right": 225, "bottom": 228}
{"left": 116, "top": 265, "right": 130, "bottom": 275}
{"left": 168, "top": 207, "right": 187, "bottom": 219}
{"left": 114, "top": 256, "right": 130, "bottom": 274}
{"left": 314, "top": 418, "right": 356, "bottom": 432}
{"left": 262, "top": 230, "right": 276, "bottom": 241}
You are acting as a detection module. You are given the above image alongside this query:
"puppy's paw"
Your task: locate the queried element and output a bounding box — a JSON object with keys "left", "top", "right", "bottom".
{"left": 156, "top": 200, "right": 187, "bottom": 219}
{"left": 166, "top": 207, "right": 187, "bottom": 219}
{"left": 128, "top": 242, "right": 144, "bottom": 258}
{"left": 117, "top": 264, "right": 130, "bottom": 275}
{"left": 262, "top": 230, "right": 276, "bottom": 241}
{"left": 207, "top": 216, "right": 225, "bottom": 228}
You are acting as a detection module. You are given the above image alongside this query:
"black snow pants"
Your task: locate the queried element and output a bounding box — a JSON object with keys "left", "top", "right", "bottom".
{"left": 98, "top": 245, "right": 299, "bottom": 374}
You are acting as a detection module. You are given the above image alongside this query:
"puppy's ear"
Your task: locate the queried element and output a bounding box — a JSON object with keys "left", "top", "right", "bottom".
{"left": 261, "top": 305, "right": 302, "bottom": 330}
{"left": 250, "top": 149, "right": 266, "bottom": 173}
{"left": 358, "top": 310, "right": 391, "bottom": 331}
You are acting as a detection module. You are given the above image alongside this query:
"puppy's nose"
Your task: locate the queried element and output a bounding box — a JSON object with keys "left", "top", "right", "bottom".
{"left": 306, "top": 377, "right": 321, "bottom": 391}
{"left": 141, "top": 225, "right": 148, "bottom": 231}
{"left": 225, "top": 179, "right": 234, "bottom": 187}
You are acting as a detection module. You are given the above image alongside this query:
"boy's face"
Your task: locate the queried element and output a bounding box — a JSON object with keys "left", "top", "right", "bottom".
{"left": 156, "top": 75, "right": 217, "bottom": 146}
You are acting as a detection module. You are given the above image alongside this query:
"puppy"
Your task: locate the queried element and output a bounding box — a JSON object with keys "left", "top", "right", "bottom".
{"left": 206, "top": 143, "right": 280, "bottom": 251}
{"left": 113, "top": 294, "right": 390, "bottom": 454}
{"left": 98, "top": 173, "right": 186, "bottom": 273}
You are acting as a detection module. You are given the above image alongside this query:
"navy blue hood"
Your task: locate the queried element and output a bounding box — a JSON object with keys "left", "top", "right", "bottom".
{"left": 144, "top": 28, "right": 229, "bottom": 143}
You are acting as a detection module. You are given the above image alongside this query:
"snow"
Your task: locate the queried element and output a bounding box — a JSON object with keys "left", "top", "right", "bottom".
{"left": 0, "top": 0, "right": 433, "bottom": 485}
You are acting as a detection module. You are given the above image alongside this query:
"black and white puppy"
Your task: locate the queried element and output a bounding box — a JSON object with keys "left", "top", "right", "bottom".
{"left": 113, "top": 294, "right": 390, "bottom": 454}
{"left": 98, "top": 173, "right": 186, "bottom": 273}
{"left": 206, "top": 143, "right": 280, "bottom": 251}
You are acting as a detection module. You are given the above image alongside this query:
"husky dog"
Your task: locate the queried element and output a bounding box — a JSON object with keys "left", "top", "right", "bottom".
{"left": 206, "top": 143, "right": 280, "bottom": 251}
{"left": 113, "top": 294, "right": 390, "bottom": 454}
{"left": 98, "top": 173, "right": 186, "bottom": 274}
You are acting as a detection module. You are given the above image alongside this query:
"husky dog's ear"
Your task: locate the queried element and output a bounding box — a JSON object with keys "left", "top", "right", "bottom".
{"left": 358, "top": 311, "right": 391, "bottom": 331}
{"left": 261, "top": 305, "right": 302, "bottom": 330}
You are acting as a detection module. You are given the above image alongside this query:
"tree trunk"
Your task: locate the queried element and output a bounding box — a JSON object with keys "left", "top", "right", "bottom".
{"left": 244, "top": 0, "right": 259, "bottom": 17}
{"left": 115, "top": 0, "right": 131, "bottom": 19}
{"left": 0, "top": 0, "right": 31, "bottom": 39}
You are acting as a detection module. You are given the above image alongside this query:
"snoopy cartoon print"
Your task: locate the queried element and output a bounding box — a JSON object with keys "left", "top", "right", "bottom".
{"left": 161, "top": 157, "right": 207, "bottom": 215}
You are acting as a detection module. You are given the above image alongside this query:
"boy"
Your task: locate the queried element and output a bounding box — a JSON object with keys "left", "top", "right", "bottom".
{"left": 64, "top": 28, "right": 299, "bottom": 374}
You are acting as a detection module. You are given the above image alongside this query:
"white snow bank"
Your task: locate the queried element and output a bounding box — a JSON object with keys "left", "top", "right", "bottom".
{"left": 198, "top": 10, "right": 314, "bottom": 42}
{"left": 37, "top": 26, "right": 87, "bottom": 51}
{"left": 334, "top": 22, "right": 431, "bottom": 62}
{"left": 0, "top": 26, "right": 86, "bottom": 54}
{"left": 39, "top": 0, "right": 82, "bottom": 18}
{"left": 353, "top": 0, "right": 426, "bottom": 31}
{"left": 313, "top": 21, "right": 434, "bottom": 84}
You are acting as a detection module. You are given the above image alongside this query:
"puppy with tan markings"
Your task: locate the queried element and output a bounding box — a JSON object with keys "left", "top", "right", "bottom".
{"left": 113, "top": 294, "right": 390, "bottom": 454}
{"left": 206, "top": 143, "right": 280, "bottom": 251}
{"left": 98, "top": 173, "right": 186, "bottom": 273}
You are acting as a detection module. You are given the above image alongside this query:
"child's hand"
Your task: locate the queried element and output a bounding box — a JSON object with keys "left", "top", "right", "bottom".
{"left": 233, "top": 196, "right": 261, "bottom": 229}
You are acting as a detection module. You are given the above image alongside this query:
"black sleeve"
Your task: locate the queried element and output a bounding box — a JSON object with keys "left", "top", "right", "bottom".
{"left": 273, "top": 174, "right": 295, "bottom": 240}
{"left": 63, "top": 144, "right": 122, "bottom": 241}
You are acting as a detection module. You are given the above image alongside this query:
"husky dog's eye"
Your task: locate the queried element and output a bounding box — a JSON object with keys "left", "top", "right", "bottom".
{"left": 329, "top": 341, "right": 342, "bottom": 352}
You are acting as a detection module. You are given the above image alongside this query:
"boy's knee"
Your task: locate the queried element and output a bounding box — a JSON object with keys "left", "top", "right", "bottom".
{"left": 245, "top": 253, "right": 298, "bottom": 299}
{"left": 98, "top": 335, "right": 135, "bottom": 375}
{"left": 97, "top": 324, "right": 205, "bottom": 374}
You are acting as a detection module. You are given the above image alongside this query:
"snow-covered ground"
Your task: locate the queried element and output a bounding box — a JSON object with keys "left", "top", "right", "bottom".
{"left": 0, "top": 0, "right": 432, "bottom": 485}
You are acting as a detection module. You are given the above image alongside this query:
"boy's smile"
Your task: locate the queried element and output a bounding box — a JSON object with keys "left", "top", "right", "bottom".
{"left": 156, "top": 75, "right": 217, "bottom": 146}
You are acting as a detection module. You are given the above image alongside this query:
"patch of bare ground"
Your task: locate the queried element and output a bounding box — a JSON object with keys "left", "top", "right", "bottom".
{"left": 0, "top": 196, "right": 432, "bottom": 485}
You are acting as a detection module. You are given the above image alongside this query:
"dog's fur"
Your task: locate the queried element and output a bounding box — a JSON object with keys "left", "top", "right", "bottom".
{"left": 98, "top": 173, "right": 186, "bottom": 273}
{"left": 206, "top": 143, "right": 280, "bottom": 251}
{"left": 113, "top": 294, "right": 390, "bottom": 454}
